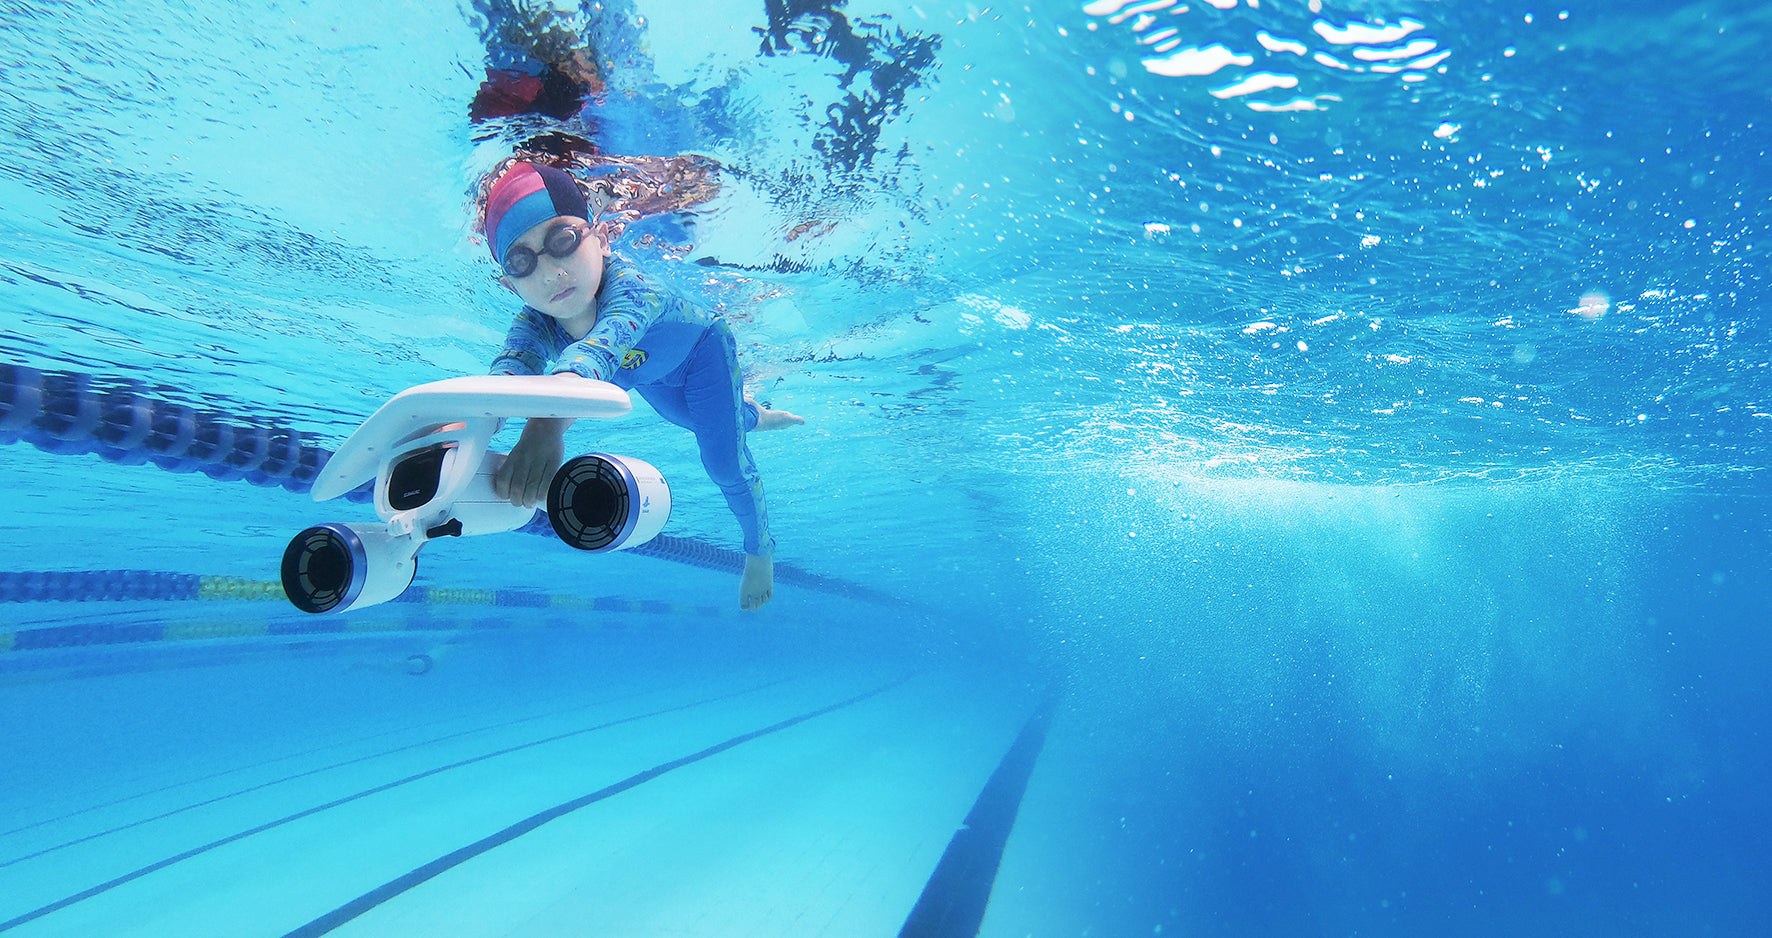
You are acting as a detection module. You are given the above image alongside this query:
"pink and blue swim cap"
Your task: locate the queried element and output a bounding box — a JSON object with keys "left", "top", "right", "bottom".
{"left": 483, "top": 162, "right": 589, "bottom": 263}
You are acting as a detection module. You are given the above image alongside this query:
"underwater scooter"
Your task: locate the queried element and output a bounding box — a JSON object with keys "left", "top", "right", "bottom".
{"left": 280, "top": 374, "right": 669, "bottom": 614}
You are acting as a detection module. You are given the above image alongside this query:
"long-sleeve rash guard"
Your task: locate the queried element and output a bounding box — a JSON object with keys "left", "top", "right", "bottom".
{"left": 489, "top": 255, "right": 772, "bottom": 557}
{"left": 490, "top": 256, "right": 717, "bottom": 387}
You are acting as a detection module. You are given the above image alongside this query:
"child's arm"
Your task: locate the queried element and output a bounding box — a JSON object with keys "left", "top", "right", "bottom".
{"left": 490, "top": 310, "right": 573, "bottom": 506}
{"left": 494, "top": 415, "right": 570, "bottom": 508}
{"left": 490, "top": 309, "right": 564, "bottom": 376}
{"left": 550, "top": 266, "right": 664, "bottom": 381}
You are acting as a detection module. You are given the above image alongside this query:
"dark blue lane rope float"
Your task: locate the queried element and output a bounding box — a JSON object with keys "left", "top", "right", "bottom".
{"left": 0, "top": 364, "right": 901, "bottom": 605}
{"left": 0, "top": 571, "right": 733, "bottom": 655}
{"left": 0, "top": 363, "right": 336, "bottom": 494}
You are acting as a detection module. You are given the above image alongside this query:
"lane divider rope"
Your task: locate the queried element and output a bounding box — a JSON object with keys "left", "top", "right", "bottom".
{"left": 0, "top": 572, "right": 737, "bottom": 655}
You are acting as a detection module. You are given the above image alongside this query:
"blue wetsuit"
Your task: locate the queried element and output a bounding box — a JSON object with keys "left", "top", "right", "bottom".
{"left": 490, "top": 256, "right": 772, "bottom": 557}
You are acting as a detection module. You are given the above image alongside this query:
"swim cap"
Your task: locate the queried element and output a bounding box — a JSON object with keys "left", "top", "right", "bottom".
{"left": 484, "top": 162, "right": 589, "bottom": 264}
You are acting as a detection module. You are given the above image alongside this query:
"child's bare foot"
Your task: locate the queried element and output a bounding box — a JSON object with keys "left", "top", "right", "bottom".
{"left": 752, "top": 402, "right": 805, "bottom": 432}
{"left": 740, "top": 553, "right": 774, "bottom": 611}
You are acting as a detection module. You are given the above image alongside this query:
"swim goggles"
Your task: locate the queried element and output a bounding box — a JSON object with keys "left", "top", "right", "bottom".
{"left": 502, "top": 222, "right": 591, "bottom": 279}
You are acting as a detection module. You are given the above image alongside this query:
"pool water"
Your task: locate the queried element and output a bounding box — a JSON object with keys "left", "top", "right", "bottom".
{"left": 2, "top": 0, "right": 1768, "bottom": 936}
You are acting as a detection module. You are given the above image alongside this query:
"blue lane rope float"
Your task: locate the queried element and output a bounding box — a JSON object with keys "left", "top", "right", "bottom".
{"left": 0, "top": 364, "right": 900, "bottom": 604}
{"left": 0, "top": 604, "right": 724, "bottom": 655}
{"left": 0, "top": 570, "right": 733, "bottom": 654}
{"left": 0, "top": 570, "right": 712, "bottom": 610}
{"left": 1, "top": 364, "right": 338, "bottom": 495}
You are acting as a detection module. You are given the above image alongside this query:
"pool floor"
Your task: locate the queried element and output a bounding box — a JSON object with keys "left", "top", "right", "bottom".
{"left": 0, "top": 631, "right": 1047, "bottom": 937}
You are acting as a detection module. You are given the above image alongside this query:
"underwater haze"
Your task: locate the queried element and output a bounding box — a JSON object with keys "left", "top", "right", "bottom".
{"left": 1, "top": 0, "right": 1768, "bottom": 936}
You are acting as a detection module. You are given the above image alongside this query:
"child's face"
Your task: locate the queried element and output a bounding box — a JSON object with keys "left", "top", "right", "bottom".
{"left": 499, "top": 215, "right": 611, "bottom": 324}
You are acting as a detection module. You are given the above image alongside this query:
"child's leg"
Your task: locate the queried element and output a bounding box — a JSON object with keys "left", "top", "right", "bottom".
{"left": 637, "top": 383, "right": 759, "bottom": 435}
{"left": 635, "top": 385, "right": 694, "bottom": 431}
{"left": 676, "top": 320, "right": 772, "bottom": 558}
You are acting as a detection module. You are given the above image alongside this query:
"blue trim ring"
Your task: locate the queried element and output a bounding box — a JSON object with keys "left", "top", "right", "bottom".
{"left": 279, "top": 524, "right": 368, "bottom": 614}
{"left": 318, "top": 523, "right": 368, "bottom": 613}
{"left": 589, "top": 452, "right": 642, "bottom": 552}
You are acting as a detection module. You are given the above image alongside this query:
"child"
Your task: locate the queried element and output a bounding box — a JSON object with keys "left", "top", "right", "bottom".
{"left": 481, "top": 161, "right": 803, "bottom": 611}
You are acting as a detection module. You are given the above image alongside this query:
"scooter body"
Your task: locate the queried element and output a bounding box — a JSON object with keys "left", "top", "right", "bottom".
{"left": 281, "top": 374, "right": 670, "bottom": 614}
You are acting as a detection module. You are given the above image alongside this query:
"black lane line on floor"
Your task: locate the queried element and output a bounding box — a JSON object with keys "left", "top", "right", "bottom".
{"left": 897, "top": 691, "right": 1061, "bottom": 938}
{"left": 281, "top": 675, "right": 912, "bottom": 938}
{"left": 1, "top": 675, "right": 789, "bottom": 865}
{"left": 0, "top": 676, "right": 799, "bottom": 934}
{"left": 2, "top": 709, "right": 544, "bottom": 843}
{"left": 0, "top": 674, "right": 675, "bottom": 840}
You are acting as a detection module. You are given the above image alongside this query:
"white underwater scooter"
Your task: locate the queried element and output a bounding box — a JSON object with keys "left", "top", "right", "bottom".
{"left": 280, "top": 374, "right": 669, "bottom": 614}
